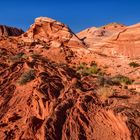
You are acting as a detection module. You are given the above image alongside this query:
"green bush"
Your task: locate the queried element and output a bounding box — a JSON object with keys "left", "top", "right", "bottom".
{"left": 76, "top": 63, "right": 102, "bottom": 76}
{"left": 129, "top": 62, "right": 140, "bottom": 68}
{"left": 77, "top": 63, "right": 87, "bottom": 70}
{"left": 111, "top": 75, "right": 133, "bottom": 85}
{"left": 18, "top": 69, "right": 36, "bottom": 85}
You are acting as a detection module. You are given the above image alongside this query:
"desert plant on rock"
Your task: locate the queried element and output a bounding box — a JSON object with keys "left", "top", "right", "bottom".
{"left": 76, "top": 62, "right": 102, "bottom": 76}
{"left": 129, "top": 62, "right": 140, "bottom": 68}
{"left": 111, "top": 75, "right": 133, "bottom": 85}
{"left": 18, "top": 69, "right": 36, "bottom": 85}
{"left": 9, "top": 52, "right": 28, "bottom": 62}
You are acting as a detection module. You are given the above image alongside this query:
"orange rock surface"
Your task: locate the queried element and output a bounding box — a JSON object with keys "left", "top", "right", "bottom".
{"left": 0, "top": 17, "right": 140, "bottom": 140}
{"left": 77, "top": 22, "right": 140, "bottom": 80}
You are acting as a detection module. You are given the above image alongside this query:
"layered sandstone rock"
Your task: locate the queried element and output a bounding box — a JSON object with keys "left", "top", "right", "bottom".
{"left": 77, "top": 23, "right": 140, "bottom": 58}
{"left": 20, "top": 17, "right": 86, "bottom": 64}
{"left": 23, "top": 17, "right": 85, "bottom": 48}
{"left": 0, "top": 17, "right": 140, "bottom": 140}
{"left": 77, "top": 23, "right": 140, "bottom": 81}
{"left": 0, "top": 42, "right": 139, "bottom": 140}
{"left": 0, "top": 25, "right": 24, "bottom": 36}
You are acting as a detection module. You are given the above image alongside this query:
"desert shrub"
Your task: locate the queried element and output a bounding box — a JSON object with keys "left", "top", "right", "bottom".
{"left": 10, "top": 52, "right": 28, "bottom": 62}
{"left": 111, "top": 75, "right": 133, "bottom": 85}
{"left": 97, "top": 87, "right": 114, "bottom": 100}
{"left": 77, "top": 63, "right": 87, "bottom": 70}
{"left": 76, "top": 63, "right": 102, "bottom": 76}
{"left": 129, "top": 62, "right": 140, "bottom": 68}
{"left": 18, "top": 69, "right": 36, "bottom": 85}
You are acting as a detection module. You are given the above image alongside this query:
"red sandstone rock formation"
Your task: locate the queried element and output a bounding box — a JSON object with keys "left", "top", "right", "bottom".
{"left": 0, "top": 17, "right": 140, "bottom": 140}
{"left": 77, "top": 22, "right": 140, "bottom": 81}
{"left": 77, "top": 22, "right": 140, "bottom": 58}
{"left": 23, "top": 17, "right": 85, "bottom": 48}
{"left": 0, "top": 25, "right": 24, "bottom": 36}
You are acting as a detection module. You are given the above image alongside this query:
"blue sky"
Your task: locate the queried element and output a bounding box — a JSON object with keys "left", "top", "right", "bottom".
{"left": 0, "top": 0, "right": 140, "bottom": 32}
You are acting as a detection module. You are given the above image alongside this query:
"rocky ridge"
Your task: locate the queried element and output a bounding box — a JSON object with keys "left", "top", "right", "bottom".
{"left": 0, "top": 25, "right": 24, "bottom": 37}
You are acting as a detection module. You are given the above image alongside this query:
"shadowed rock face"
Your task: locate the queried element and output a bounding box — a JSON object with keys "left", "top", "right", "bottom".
{"left": 0, "top": 25, "right": 24, "bottom": 36}
{"left": 0, "top": 17, "right": 140, "bottom": 140}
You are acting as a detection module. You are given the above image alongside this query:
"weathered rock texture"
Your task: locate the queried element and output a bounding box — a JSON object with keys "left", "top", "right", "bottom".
{"left": 77, "top": 22, "right": 140, "bottom": 58}
{"left": 23, "top": 17, "right": 85, "bottom": 48}
{"left": 77, "top": 22, "right": 140, "bottom": 81}
{"left": 0, "top": 17, "right": 140, "bottom": 140}
{"left": 0, "top": 25, "right": 24, "bottom": 36}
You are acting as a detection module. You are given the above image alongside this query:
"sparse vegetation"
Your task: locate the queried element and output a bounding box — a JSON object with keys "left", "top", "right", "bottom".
{"left": 129, "top": 62, "right": 140, "bottom": 68}
{"left": 18, "top": 69, "right": 36, "bottom": 85}
{"left": 9, "top": 52, "right": 28, "bottom": 62}
{"left": 76, "top": 62, "right": 102, "bottom": 76}
{"left": 111, "top": 75, "right": 133, "bottom": 85}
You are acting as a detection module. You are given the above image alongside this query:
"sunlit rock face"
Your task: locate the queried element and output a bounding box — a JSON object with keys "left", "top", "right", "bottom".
{"left": 77, "top": 23, "right": 140, "bottom": 58}
{"left": 0, "top": 17, "right": 140, "bottom": 140}
{"left": 23, "top": 17, "right": 85, "bottom": 48}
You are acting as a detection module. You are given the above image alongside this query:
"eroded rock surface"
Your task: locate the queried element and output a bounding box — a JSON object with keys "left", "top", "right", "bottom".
{"left": 23, "top": 17, "right": 85, "bottom": 49}
{"left": 0, "top": 25, "right": 24, "bottom": 36}
{"left": 0, "top": 17, "right": 140, "bottom": 140}
{"left": 77, "top": 22, "right": 140, "bottom": 82}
